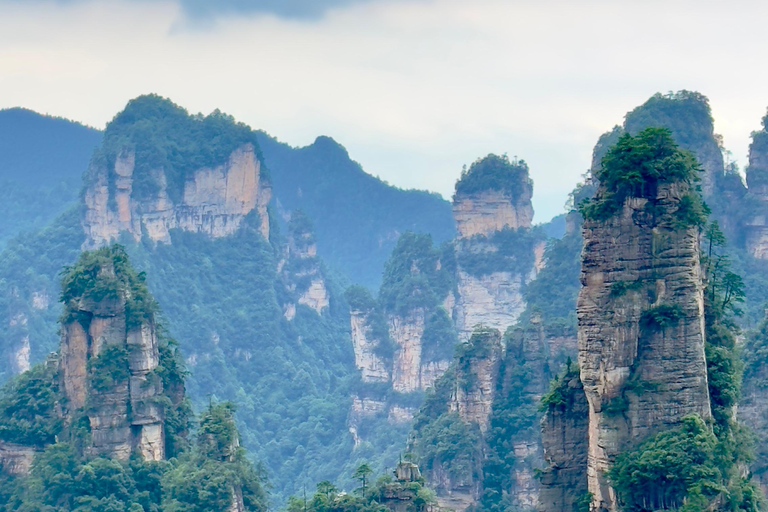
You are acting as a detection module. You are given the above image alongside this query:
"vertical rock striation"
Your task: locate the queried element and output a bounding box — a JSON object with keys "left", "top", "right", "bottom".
{"left": 452, "top": 155, "right": 542, "bottom": 341}
{"left": 58, "top": 246, "right": 167, "bottom": 461}
{"left": 539, "top": 364, "right": 589, "bottom": 512}
{"left": 745, "top": 115, "right": 768, "bottom": 259}
{"left": 83, "top": 144, "right": 271, "bottom": 249}
{"left": 449, "top": 328, "right": 503, "bottom": 434}
{"left": 576, "top": 130, "right": 711, "bottom": 512}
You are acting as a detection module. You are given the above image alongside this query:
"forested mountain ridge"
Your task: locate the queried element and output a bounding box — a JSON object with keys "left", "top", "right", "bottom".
{"left": 255, "top": 132, "right": 456, "bottom": 289}
{"left": 0, "top": 108, "right": 101, "bottom": 249}
{"left": 5, "top": 90, "right": 768, "bottom": 512}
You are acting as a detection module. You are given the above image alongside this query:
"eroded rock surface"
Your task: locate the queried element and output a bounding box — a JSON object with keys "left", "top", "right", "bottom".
{"left": 83, "top": 144, "right": 271, "bottom": 248}
{"left": 577, "top": 184, "right": 711, "bottom": 511}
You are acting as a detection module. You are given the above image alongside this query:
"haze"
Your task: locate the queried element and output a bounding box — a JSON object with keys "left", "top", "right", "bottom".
{"left": 2, "top": 0, "right": 766, "bottom": 221}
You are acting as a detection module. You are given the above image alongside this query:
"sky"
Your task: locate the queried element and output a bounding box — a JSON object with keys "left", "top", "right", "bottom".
{"left": 2, "top": 0, "right": 768, "bottom": 222}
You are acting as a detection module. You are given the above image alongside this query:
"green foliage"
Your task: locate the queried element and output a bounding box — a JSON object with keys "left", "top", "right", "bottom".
{"left": 344, "top": 285, "right": 377, "bottom": 312}
{"left": 197, "top": 402, "right": 239, "bottom": 461}
{"left": 609, "top": 280, "right": 644, "bottom": 297}
{"left": 0, "top": 108, "right": 101, "bottom": 250}
{"left": 87, "top": 344, "right": 130, "bottom": 393}
{"left": 0, "top": 358, "right": 61, "bottom": 446}
{"left": 747, "top": 121, "right": 768, "bottom": 187}
{"left": 60, "top": 244, "right": 158, "bottom": 329}
{"left": 283, "top": 469, "right": 436, "bottom": 512}
{"left": 521, "top": 231, "right": 582, "bottom": 336}
{"left": 0, "top": 402, "right": 268, "bottom": 512}
{"left": 0, "top": 207, "right": 84, "bottom": 381}
{"left": 479, "top": 329, "right": 545, "bottom": 512}
{"left": 410, "top": 412, "right": 480, "bottom": 484}
{"left": 256, "top": 132, "right": 455, "bottom": 291}
{"left": 639, "top": 304, "right": 685, "bottom": 331}
{"left": 421, "top": 307, "right": 458, "bottom": 362}
{"left": 454, "top": 154, "right": 530, "bottom": 199}
{"left": 378, "top": 232, "right": 455, "bottom": 317}
{"left": 95, "top": 94, "right": 266, "bottom": 204}
{"left": 541, "top": 361, "right": 579, "bottom": 411}
{"left": 609, "top": 415, "right": 721, "bottom": 512}
{"left": 456, "top": 226, "right": 545, "bottom": 279}
{"left": 624, "top": 91, "right": 717, "bottom": 149}
{"left": 579, "top": 128, "right": 702, "bottom": 222}
{"left": 126, "top": 225, "right": 361, "bottom": 503}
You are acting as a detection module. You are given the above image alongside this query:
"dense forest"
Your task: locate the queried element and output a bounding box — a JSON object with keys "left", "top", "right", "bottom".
{"left": 3, "top": 89, "right": 768, "bottom": 512}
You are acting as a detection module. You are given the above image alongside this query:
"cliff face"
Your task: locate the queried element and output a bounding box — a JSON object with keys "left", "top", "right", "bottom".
{"left": 83, "top": 144, "right": 271, "bottom": 249}
{"left": 578, "top": 182, "right": 710, "bottom": 511}
{"left": 745, "top": 125, "right": 768, "bottom": 259}
{"left": 58, "top": 249, "right": 167, "bottom": 461}
{"left": 449, "top": 329, "right": 503, "bottom": 434}
{"left": 280, "top": 211, "right": 329, "bottom": 318}
{"left": 350, "top": 309, "right": 390, "bottom": 383}
{"left": 539, "top": 366, "right": 589, "bottom": 512}
{"left": 453, "top": 189, "right": 533, "bottom": 239}
{"left": 453, "top": 155, "right": 541, "bottom": 340}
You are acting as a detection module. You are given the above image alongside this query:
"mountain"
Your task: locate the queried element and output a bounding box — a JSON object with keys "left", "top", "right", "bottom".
{"left": 0, "top": 108, "right": 102, "bottom": 248}
{"left": 0, "top": 244, "right": 268, "bottom": 512}
{"left": 255, "top": 132, "right": 456, "bottom": 289}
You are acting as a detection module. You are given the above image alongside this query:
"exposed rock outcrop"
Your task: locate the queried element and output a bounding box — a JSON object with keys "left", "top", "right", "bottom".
{"left": 453, "top": 190, "right": 533, "bottom": 239}
{"left": 539, "top": 366, "right": 589, "bottom": 512}
{"left": 82, "top": 144, "right": 271, "bottom": 249}
{"left": 453, "top": 155, "right": 541, "bottom": 340}
{"left": 280, "top": 210, "right": 329, "bottom": 316}
{"left": 58, "top": 248, "right": 166, "bottom": 461}
{"left": 449, "top": 328, "right": 503, "bottom": 433}
{"left": 350, "top": 309, "right": 390, "bottom": 383}
{"left": 745, "top": 121, "right": 768, "bottom": 259}
{"left": 578, "top": 184, "right": 710, "bottom": 511}
{"left": 0, "top": 442, "right": 36, "bottom": 475}
{"left": 454, "top": 270, "right": 529, "bottom": 341}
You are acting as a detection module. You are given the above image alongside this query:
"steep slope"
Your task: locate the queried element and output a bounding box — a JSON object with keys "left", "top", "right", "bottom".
{"left": 255, "top": 132, "right": 456, "bottom": 289}
{"left": 541, "top": 128, "right": 759, "bottom": 512}
{"left": 0, "top": 108, "right": 101, "bottom": 248}
{"left": 452, "top": 155, "right": 546, "bottom": 341}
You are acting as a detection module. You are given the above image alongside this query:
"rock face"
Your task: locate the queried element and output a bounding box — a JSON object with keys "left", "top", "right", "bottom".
{"left": 280, "top": 210, "right": 330, "bottom": 317}
{"left": 453, "top": 189, "right": 533, "bottom": 239}
{"left": 452, "top": 155, "right": 540, "bottom": 341}
{"left": 454, "top": 270, "right": 529, "bottom": 341}
{"left": 449, "top": 329, "right": 503, "bottom": 434}
{"left": 577, "top": 183, "right": 711, "bottom": 511}
{"left": 58, "top": 256, "right": 166, "bottom": 461}
{"left": 539, "top": 367, "right": 589, "bottom": 512}
{"left": 350, "top": 310, "right": 390, "bottom": 383}
{"left": 82, "top": 144, "right": 271, "bottom": 249}
{"left": 390, "top": 311, "right": 448, "bottom": 393}
{"left": 745, "top": 126, "right": 768, "bottom": 259}
{"left": 0, "top": 442, "right": 36, "bottom": 475}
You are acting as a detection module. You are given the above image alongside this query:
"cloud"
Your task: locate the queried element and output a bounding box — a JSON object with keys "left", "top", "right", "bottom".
{"left": 3, "top": 0, "right": 768, "bottom": 223}
{"left": 0, "top": 0, "right": 406, "bottom": 19}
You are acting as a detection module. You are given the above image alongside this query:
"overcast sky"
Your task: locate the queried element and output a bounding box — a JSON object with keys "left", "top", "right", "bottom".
{"left": 2, "top": 0, "right": 768, "bottom": 222}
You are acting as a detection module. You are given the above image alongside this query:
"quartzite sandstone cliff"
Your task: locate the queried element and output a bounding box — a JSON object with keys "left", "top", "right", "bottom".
{"left": 83, "top": 144, "right": 271, "bottom": 249}
{"left": 577, "top": 182, "right": 711, "bottom": 511}
{"left": 58, "top": 257, "right": 167, "bottom": 461}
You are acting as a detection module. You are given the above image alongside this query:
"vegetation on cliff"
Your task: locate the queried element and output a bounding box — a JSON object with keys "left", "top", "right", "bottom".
{"left": 283, "top": 462, "right": 437, "bottom": 512}
{"left": 379, "top": 232, "right": 456, "bottom": 317}
{"left": 456, "top": 226, "right": 545, "bottom": 280}
{"left": 579, "top": 127, "right": 705, "bottom": 223}
{"left": 256, "top": 132, "right": 455, "bottom": 291}
{"left": 454, "top": 154, "right": 531, "bottom": 199}
{"left": 93, "top": 94, "right": 267, "bottom": 203}
{"left": 0, "top": 402, "right": 267, "bottom": 512}
{"left": 0, "top": 247, "right": 266, "bottom": 512}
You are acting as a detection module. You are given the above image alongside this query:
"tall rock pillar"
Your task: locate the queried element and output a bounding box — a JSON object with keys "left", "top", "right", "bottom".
{"left": 577, "top": 131, "right": 711, "bottom": 511}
